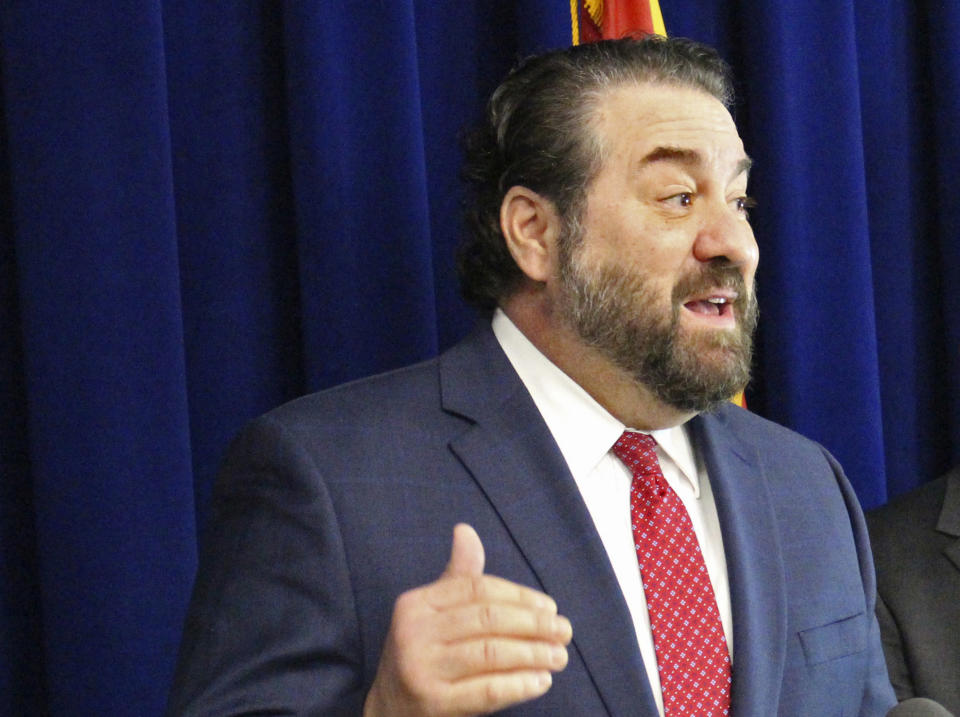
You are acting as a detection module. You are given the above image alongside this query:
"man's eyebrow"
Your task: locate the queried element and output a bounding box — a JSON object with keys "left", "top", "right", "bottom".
{"left": 637, "top": 147, "right": 753, "bottom": 180}
{"left": 734, "top": 156, "right": 753, "bottom": 178}
{"left": 639, "top": 146, "right": 702, "bottom": 167}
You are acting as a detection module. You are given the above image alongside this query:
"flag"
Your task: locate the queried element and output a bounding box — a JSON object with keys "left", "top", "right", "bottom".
{"left": 571, "top": 0, "right": 666, "bottom": 45}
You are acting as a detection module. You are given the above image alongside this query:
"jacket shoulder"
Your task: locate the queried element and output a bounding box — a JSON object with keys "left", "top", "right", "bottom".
{"left": 700, "top": 402, "right": 832, "bottom": 460}
{"left": 266, "top": 355, "right": 444, "bottom": 429}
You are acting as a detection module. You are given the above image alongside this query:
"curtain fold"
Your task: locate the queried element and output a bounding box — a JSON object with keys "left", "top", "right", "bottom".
{"left": 927, "top": 2, "right": 960, "bottom": 476}
{"left": 736, "top": 1, "right": 888, "bottom": 506}
{"left": 1, "top": 2, "right": 197, "bottom": 714}
{"left": 855, "top": 0, "right": 946, "bottom": 500}
{"left": 282, "top": 2, "right": 441, "bottom": 392}
{"left": 1, "top": 1, "right": 957, "bottom": 713}
{"left": 163, "top": 0, "right": 307, "bottom": 517}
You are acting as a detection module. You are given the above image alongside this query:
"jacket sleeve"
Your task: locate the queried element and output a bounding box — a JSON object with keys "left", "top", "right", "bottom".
{"left": 165, "top": 414, "right": 367, "bottom": 716}
{"left": 822, "top": 448, "right": 898, "bottom": 716}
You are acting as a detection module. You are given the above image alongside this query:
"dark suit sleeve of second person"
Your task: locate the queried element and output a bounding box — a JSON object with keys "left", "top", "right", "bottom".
{"left": 165, "top": 413, "right": 368, "bottom": 716}
{"left": 875, "top": 592, "right": 915, "bottom": 702}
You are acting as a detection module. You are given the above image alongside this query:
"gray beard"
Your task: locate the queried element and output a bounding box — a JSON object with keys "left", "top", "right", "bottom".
{"left": 557, "top": 248, "right": 758, "bottom": 414}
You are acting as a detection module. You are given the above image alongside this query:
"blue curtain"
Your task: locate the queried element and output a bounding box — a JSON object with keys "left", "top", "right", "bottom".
{"left": 1, "top": 0, "right": 957, "bottom": 713}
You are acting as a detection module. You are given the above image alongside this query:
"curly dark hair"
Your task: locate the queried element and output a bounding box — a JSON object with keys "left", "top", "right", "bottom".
{"left": 458, "top": 35, "right": 734, "bottom": 310}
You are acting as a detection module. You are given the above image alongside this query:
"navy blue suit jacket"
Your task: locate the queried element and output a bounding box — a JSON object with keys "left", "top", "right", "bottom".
{"left": 167, "top": 324, "right": 895, "bottom": 716}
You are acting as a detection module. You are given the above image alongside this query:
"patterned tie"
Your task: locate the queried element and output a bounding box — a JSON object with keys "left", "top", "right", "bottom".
{"left": 612, "top": 431, "right": 731, "bottom": 717}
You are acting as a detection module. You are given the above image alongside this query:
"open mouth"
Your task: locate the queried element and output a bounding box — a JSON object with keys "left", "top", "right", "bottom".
{"left": 682, "top": 293, "right": 737, "bottom": 322}
{"left": 685, "top": 296, "right": 731, "bottom": 316}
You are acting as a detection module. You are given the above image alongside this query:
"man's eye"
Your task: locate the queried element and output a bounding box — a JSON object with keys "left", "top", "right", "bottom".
{"left": 734, "top": 196, "right": 757, "bottom": 214}
{"left": 665, "top": 192, "right": 693, "bottom": 207}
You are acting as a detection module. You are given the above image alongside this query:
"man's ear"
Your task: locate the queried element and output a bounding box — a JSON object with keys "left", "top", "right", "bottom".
{"left": 500, "top": 186, "right": 561, "bottom": 283}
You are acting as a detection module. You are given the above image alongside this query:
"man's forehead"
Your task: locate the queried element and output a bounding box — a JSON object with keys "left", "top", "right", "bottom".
{"left": 590, "top": 81, "right": 744, "bottom": 157}
{"left": 592, "top": 80, "right": 733, "bottom": 120}
{"left": 591, "top": 83, "right": 749, "bottom": 173}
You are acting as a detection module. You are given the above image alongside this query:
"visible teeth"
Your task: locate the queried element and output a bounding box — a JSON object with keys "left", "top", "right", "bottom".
{"left": 707, "top": 297, "right": 727, "bottom": 304}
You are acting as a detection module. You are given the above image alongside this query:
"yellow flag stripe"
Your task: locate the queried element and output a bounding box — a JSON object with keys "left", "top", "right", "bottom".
{"left": 571, "top": 0, "right": 581, "bottom": 44}
{"left": 651, "top": 0, "right": 666, "bottom": 36}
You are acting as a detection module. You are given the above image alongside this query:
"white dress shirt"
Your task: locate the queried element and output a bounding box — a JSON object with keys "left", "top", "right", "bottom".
{"left": 491, "top": 309, "right": 733, "bottom": 717}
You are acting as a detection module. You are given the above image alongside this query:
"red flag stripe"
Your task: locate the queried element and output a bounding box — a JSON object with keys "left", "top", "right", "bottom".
{"left": 573, "top": 1, "right": 666, "bottom": 44}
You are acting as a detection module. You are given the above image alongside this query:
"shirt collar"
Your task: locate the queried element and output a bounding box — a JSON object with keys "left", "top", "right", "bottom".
{"left": 491, "top": 309, "right": 700, "bottom": 495}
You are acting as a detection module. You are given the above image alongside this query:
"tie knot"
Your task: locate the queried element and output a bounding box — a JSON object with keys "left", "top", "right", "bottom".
{"left": 612, "top": 431, "right": 660, "bottom": 476}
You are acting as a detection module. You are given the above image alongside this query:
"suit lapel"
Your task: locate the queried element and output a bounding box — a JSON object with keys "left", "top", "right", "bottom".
{"left": 938, "top": 469, "right": 960, "bottom": 573}
{"left": 440, "top": 326, "right": 657, "bottom": 717}
{"left": 690, "top": 410, "right": 788, "bottom": 717}
{"left": 438, "top": 327, "right": 793, "bottom": 715}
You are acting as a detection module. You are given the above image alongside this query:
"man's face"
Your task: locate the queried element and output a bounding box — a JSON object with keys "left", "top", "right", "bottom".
{"left": 556, "top": 82, "right": 759, "bottom": 413}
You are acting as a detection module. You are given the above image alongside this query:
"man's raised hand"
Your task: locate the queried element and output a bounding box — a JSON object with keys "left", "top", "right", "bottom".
{"left": 363, "top": 524, "right": 572, "bottom": 717}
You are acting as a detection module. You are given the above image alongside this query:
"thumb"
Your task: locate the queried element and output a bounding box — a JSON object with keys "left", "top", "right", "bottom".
{"left": 443, "top": 523, "right": 485, "bottom": 578}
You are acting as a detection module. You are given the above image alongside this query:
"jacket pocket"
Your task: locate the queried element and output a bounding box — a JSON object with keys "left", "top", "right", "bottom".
{"left": 798, "top": 611, "right": 867, "bottom": 665}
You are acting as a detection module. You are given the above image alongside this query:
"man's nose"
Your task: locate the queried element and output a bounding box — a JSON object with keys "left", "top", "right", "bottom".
{"left": 692, "top": 202, "right": 759, "bottom": 271}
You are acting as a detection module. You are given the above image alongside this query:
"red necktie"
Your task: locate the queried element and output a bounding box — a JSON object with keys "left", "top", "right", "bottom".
{"left": 613, "top": 431, "right": 731, "bottom": 716}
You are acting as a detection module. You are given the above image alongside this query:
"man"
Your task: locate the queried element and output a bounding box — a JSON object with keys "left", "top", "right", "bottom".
{"left": 167, "top": 37, "right": 895, "bottom": 716}
{"left": 868, "top": 467, "right": 960, "bottom": 713}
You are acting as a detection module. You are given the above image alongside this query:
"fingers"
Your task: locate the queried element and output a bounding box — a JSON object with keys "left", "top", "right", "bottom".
{"left": 436, "top": 670, "right": 555, "bottom": 715}
{"left": 363, "top": 524, "right": 572, "bottom": 717}
{"left": 436, "top": 601, "right": 572, "bottom": 644}
{"left": 425, "top": 572, "right": 559, "bottom": 613}
{"left": 436, "top": 635, "right": 569, "bottom": 680}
